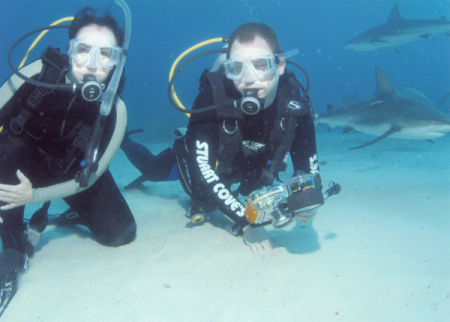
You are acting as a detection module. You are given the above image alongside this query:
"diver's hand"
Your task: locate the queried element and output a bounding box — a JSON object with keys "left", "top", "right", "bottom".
{"left": 242, "top": 225, "right": 275, "bottom": 259}
{"left": 0, "top": 170, "right": 33, "bottom": 210}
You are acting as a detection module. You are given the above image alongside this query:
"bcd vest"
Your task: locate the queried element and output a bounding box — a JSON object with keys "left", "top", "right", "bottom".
{"left": 202, "top": 68, "right": 313, "bottom": 188}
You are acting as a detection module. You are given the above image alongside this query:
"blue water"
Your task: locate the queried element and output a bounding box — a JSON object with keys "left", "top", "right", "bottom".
{"left": 1, "top": 0, "right": 449, "bottom": 141}
{"left": 1, "top": 1, "right": 449, "bottom": 320}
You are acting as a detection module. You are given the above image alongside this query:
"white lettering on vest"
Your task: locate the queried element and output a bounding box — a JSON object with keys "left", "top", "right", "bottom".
{"left": 196, "top": 141, "right": 245, "bottom": 217}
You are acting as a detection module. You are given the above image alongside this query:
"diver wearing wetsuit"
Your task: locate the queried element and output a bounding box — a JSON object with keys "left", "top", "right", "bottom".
{"left": 121, "top": 22, "right": 320, "bottom": 235}
{"left": 0, "top": 6, "right": 135, "bottom": 315}
{"left": 0, "top": 61, "right": 135, "bottom": 248}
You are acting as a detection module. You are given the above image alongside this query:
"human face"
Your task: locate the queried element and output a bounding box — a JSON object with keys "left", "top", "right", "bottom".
{"left": 67, "top": 24, "right": 118, "bottom": 84}
{"left": 228, "top": 35, "right": 285, "bottom": 107}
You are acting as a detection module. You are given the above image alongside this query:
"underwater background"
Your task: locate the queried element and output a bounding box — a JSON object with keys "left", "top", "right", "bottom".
{"left": 1, "top": 1, "right": 449, "bottom": 321}
{"left": 1, "top": 0, "right": 449, "bottom": 142}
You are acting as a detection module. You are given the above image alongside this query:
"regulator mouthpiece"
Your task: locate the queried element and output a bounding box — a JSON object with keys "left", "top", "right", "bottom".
{"left": 239, "top": 89, "right": 264, "bottom": 115}
{"left": 81, "top": 74, "right": 103, "bottom": 101}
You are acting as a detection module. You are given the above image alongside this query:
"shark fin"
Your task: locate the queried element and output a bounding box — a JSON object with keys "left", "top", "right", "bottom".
{"left": 439, "top": 15, "right": 448, "bottom": 21}
{"left": 435, "top": 91, "right": 450, "bottom": 109}
{"left": 342, "top": 126, "right": 355, "bottom": 134}
{"left": 327, "top": 125, "right": 334, "bottom": 132}
{"left": 387, "top": 4, "right": 402, "bottom": 22}
{"left": 374, "top": 67, "right": 395, "bottom": 96}
{"left": 426, "top": 139, "right": 435, "bottom": 143}
{"left": 370, "top": 38, "right": 388, "bottom": 44}
{"left": 419, "top": 34, "right": 434, "bottom": 40}
{"left": 383, "top": 47, "right": 401, "bottom": 53}
{"left": 348, "top": 125, "right": 401, "bottom": 150}
{"left": 326, "top": 104, "right": 336, "bottom": 110}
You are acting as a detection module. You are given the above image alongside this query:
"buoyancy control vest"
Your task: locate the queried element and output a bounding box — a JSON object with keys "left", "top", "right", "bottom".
{"left": 4, "top": 46, "right": 97, "bottom": 176}
{"left": 201, "top": 68, "right": 313, "bottom": 189}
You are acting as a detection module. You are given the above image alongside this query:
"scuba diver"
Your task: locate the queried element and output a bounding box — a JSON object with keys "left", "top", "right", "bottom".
{"left": 121, "top": 22, "right": 331, "bottom": 258}
{"left": 0, "top": 2, "right": 135, "bottom": 315}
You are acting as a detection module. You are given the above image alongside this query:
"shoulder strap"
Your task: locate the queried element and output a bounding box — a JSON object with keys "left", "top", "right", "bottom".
{"left": 205, "top": 71, "right": 244, "bottom": 175}
{"left": 9, "top": 46, "right": 69, "bottom": 134}
{"left": 267, "top": 69, "right": 312, "bottom": 180}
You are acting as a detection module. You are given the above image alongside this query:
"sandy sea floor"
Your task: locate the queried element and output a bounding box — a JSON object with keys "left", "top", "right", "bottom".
{"left": 3, "top": 130, "right": 450, "bottom": 322}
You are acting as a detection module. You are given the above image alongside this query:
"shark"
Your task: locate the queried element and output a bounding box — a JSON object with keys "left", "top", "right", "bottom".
{"left": 315, "top": 66, "right": 450, "bottom": 150}
{"left": 344, "top": 4, "right": 450, "bottom": 52}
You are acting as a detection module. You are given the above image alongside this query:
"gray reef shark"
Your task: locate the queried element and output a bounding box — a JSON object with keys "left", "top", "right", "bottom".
{"left": 344, "top": 4, "right": 450, "bottom": 52}
{"left": 315, "top": 66, "right": 450, "bottom": 150}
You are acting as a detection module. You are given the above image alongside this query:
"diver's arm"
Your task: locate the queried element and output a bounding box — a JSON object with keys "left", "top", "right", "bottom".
{"left": 30, "top": 98, "right": 127, "bottom": 203}
{"left": 186, "top": 88, "right": 248, "bottom": 227}
{"left": 290, "top": 113, "right": 320, "bottom": 175}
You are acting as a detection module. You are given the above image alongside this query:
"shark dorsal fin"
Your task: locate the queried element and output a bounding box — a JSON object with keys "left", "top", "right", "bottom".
{"left": 327, "top": 104, "right": 335, "bottom": 110}
{"left": 439, "top": 15, "right": 448, "bottom": 21}
{"left": 375, "top": 66, "right": 395, "bottom": 96}
{"left": 387, "top": 4, "right": 402, "bottom": 22}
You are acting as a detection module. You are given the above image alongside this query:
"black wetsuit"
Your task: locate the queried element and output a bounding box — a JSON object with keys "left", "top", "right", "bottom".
{"left": 0, "top": 69, "right": 136, "bottom": 252}
{"left": 121, "top": 73, "right": 319, "bottom": 228}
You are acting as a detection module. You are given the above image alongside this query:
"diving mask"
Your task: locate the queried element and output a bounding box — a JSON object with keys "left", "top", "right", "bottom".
{"left": 223, "top": 54, "right": 278, "bottom": 82}
{"left": 67, "top": 37, "right": 122, "bottom": 69}
{"left": 223, "top": 49, "right": 299, "bottom": 82}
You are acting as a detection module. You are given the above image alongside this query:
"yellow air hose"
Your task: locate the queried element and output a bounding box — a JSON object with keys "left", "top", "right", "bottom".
{"left": 18, "top": 17, "right": 74, "bottom": 69}
{"left": 168, "top": 38, "right": 225, "bottom": 117}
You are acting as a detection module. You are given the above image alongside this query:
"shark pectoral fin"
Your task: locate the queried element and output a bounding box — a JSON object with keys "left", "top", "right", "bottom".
{"left": 371, "top": 38, "right": 388, "bottom": 43}
{"left": 348, "top": 125, "right": 401, "bottom": 150}
{"left": 342, "top": 126, "right": 355, "bottom": 134}
{"left": 419, "top": 34, "right": 434, "bottom": 40}
{"left": 386, "top": 47, "right": 402, "bottom": 53}
{"left": 426, "top": 139, "right": 435, "bottom": 144}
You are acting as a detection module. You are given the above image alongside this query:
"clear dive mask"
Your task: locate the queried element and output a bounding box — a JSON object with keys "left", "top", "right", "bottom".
{"left": 67, "top": 37, "right": 122, "bottom": 69}
{"left": 224, "top": 54, "right": 277, "bottom": 82}
{"left": 223, "top": 49, "right": 299, "bottom": 82}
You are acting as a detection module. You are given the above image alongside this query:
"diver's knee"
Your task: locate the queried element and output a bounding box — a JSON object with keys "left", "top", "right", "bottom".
{"left": 96, "top": 218, "right": 136, "bottom": 247}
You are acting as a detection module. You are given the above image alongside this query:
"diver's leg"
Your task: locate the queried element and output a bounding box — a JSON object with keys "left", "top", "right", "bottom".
{"left": 63, "top": 170, "right": 136, "bottom": 247}
{"left": 0, "top": 135, "right": 39, "bottom": 316}
{"left": 121, "top": 133, "right": 157, "bottom": 176}
{"left": 122, "top": 135, "right": 178, "bottom": 182}
{"left": 0, "top": 135, "right": 40, "bottom": 254}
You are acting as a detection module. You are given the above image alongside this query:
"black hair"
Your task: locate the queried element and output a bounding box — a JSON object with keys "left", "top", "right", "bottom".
{"left": 227, "top": 22, "right": 282, "bottom": 58}
{"left": 68, "top": 7, "right": 124, "bottom": 46}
